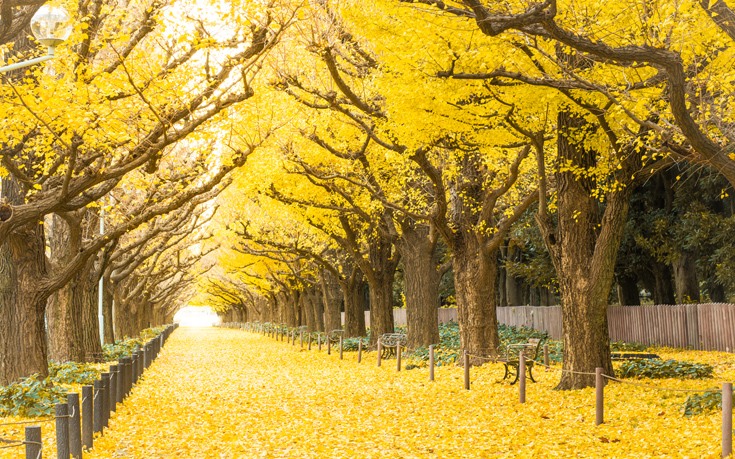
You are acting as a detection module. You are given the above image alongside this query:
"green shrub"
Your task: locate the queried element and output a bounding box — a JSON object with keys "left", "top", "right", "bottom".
{"left": 48, "top": 362, "right": 100, "bottom": 385}
{"left": 683, "top": 389, "right": 734, "bottom": 417}
{"left": 618, "top": 359, "right": 713, "bottom": 379}
{"left": 102, "top": 326, "right": 166, "bottom": 361}
{"left": 0, "top": 376, "right": 67, "bottom": 417}
{"left": 610, "top": 341, "right": 648, "bottom": 352}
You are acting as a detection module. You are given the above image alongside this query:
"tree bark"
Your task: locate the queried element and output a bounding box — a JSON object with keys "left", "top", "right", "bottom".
{"left": 320, "top": 270, "right": 342, "bottom": 332}
{"left": 343, "top": 273, "right": 367, "bottom": 338}
{"left": 397, "top": 223, "right": 441, "bottom": 348}
{"left": 303, "top": 289, "right": 316, "bottom": 332}
{"left": 0, "top": 177, "right": 50, "bottom": 384}
{"left": 453, "top": 239, "right": 501, "bottom": 363}
{"left": 505, "top": 246, "right": 525, "bottom": 306}
{"left": 308, "top": 287, "right": 325, "bottom": 332}
{"left": 616, "top": 274, "right": 640, "bottom": 306}
{"left": 673, "top": 250, "right": 700, "bottom": 304}
{"left": 365, "top": 238, "right": 398, "bottom": 344}
{"left": 536, "top": 111, "right": 630, "bottom": 389}
{"left": 102, "top": 273, "right": 115, "bottom": 344}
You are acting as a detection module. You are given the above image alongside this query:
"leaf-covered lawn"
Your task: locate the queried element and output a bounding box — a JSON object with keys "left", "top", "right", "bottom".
{"left": 3, "top": 328, "right": 734, "bottom": 458}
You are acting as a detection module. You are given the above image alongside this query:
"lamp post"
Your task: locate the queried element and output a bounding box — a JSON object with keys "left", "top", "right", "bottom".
{"left": 0, "top": 5, "right": 71, "bottom": 74}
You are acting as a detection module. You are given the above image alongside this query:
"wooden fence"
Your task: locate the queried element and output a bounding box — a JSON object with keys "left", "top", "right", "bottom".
{"left": 342, "top": 303, "right": 735, "bottom": 351}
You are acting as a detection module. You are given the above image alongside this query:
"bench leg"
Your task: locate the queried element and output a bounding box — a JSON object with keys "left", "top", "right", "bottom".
{"left": 528, "top": 363, "right": 536, "bottom": 383}
{"left": 510, "top": 365, "right": 520, "bottom": 385}
{"left": 502, "top": 364, "right": 509, "bottom": 380}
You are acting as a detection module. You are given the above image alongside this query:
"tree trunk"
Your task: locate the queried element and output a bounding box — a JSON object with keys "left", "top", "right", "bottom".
{"left": 616, "top": 274, "right": 640, "bottom": 306}
{"left": 102, "top": 273, "right": 115, "bottom": 344}
{"left": 80, "top": 262, "right": 103, "bottom": 362}
{"left": 320, "top": 270, "right": 342, "bottom": 332}
{"left": 303, "top": 290, "right": 316, "bottom": 332}
{"left": 673, "top": 250, "right": 700, "bottom": 304}
{"left": 365, "top": 239, "right": 398, "bottom": 345}
{"left": 309, "top": 288, "right": 325, "bottom": 332}
{"left": 453, "top": 239, "right": 501, "bottom": 364}
{"left": 498, "top": 265, "right": 507, "bottom": 307}
{"left": 537, "top": 110, "right": 631, "bottom": 390}
{"left": 397, "top": 224, "right": 441, "bottom": 348}
{"left": 0, "top": 223, "right": 49, "bottom": 383}
{"left": 539, "top": 286, "right": 553, "bottom": 306}
{"left": 505, "top": 246, "right": 525, "bottom": 306}
{"left": 0, "top": 177, "right": 50, "bottom": 384}
{"left": 343, "top": 274, "right": 367, "bottom": 338}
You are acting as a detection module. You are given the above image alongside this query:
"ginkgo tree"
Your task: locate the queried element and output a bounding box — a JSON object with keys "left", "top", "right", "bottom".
{"left": 0, "top": 0, "right": 298, "bottom": 384}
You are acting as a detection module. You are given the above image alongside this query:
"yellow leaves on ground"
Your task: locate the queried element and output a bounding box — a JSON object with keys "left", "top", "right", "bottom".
{"left": 4, "top": 328, "right": 733, "bottom": 458}
{"left": 90, "top": 330, "right": 735, "bottom": 457}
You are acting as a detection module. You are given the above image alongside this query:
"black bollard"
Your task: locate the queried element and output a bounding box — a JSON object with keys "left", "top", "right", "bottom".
{"left": 67, "top": 393, "right": 82, "bottom": 459}
{"left": 93, "top": 380, "right": 103, "bottom": 434}
{"left": 25, "top": 426, "right": 42, "bottom": 459}
{"left": 109, "top": 365, "right": 118, "bottom": 413}
{"left": 55, "top": 403, "right": 70, "bottom": 459}
{"left": 100, "top": 373, "right": 110, "bottom": 428}
{"left": 82, "top": 385, "right": 93, "bottom": 449}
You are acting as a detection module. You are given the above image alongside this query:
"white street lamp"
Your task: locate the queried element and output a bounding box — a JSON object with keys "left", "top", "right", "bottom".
{"left": 0, "top": 5, "right": 72, "bottom": 73}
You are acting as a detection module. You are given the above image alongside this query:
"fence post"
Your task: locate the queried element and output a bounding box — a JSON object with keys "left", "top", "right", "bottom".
{"left": 308, "top": 334, "right": 312, "bottom": 350}
{"left": 82, "top": 385, "right": 93, "bottom": 450}
{"left": 25, "top": 426, "right": 42, "bottom": 459}
{"left": 55, "top": 403, "right": 70, "bottom": 459}
{"left": 137, "top": 350, "right": 144, "bottom": 381}
{"left": 327, "top": 336, "right": 332, "bottom": 355}
{"left": 292, "top": 332, "right": 296, "bottom": 347}
{"left": 339, "top": 337, "right": 344, "bottom": 360}
{"left": 596, "top": 368, "right": 604, "bottom": 426}
{"left": 358, "top": 340, "right": 362, "bottom": 363}
{"left": 396, "top": 344, "right": 402, "bottom": 372}
{"left": 543, "top": 344, "right": 549, "bottom": 370}
{"left": 318, "top": 335, "right": 322, "bottom": 351}
{"left": 377, "top": 339, "right": 382, "bottom": 367}
{"left": 464, "top": 351, "right": 470, "bottom": 390}
{"left": 300, "top": 332, "right": 304, "bottom": 349}
{"left": 93, "top": 380, "right": 103, "bottom": 434}
{"left": 109, "top": 365, "right": 118, "bottom": 412}
{"left": 67, "top": 393, "right": 82, "bottom": 459}
{"left": 519, "top": 351, "right": 526, "bottom": 403}
{"left": 131, "top": 353, "right": 138, "bottom": 385}
{"left": 429, "top": 345, "right": 435, "bottom": 382}
{"left": 100, "top": 373, "right": 110, "bottom": 428}
{"left": 724, "top": 382, "right": 732, "bottom": 458}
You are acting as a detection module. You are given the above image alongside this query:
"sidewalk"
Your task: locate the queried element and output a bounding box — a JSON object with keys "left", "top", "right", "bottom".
{"left": 84, "top": 327, "right": 725, "bottom": 458}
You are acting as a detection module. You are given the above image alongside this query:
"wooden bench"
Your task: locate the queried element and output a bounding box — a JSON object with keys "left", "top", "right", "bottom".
{"left": 499, "top": 338, "right": 544, "bottom": 385}
{"left": 379, "top": 333, "right": 407, "bottom": 359}
{"left": 325, "top": 329, "right": 344, "bottom": 345}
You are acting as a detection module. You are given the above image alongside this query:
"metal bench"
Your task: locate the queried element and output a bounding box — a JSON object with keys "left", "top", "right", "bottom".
{"left": 379, "top": 333, "right": 407, "bottom": 359}
{"left": 325, "top": 329, "right": 344, "bottom": 344}
{"left": 499, "top": 338, "right": 544, "bottom": 385}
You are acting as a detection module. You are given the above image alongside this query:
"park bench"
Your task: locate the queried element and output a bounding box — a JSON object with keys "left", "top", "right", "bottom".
{"left": 611, "top": 352, "right": 660, "bottom": 361}
{"left": 325, "top": 329, "right": 344, "bottom": 345}
{"left": 379, "top": 333, "right": 407, "bottom": 359}
{"left": 499, "top": 338, "right": 544, "bottom": 385}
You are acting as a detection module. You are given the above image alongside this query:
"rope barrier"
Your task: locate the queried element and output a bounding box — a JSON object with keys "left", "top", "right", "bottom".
{"left": 466, "top": 353, "right": 499, "bottom": 363}
{"left": 601, "top": 374, "right": 720, "bottom": 393}
{"left": 0, "top": 441, "right": 22, "bottom": 449}
{"left": 525, "top": 358, "right": 597, "bottom": 376}
{"left": 0, "top": 419, "right": 54, "bottom": 427}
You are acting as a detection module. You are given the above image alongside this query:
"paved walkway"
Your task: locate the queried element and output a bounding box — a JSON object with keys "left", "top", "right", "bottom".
{"left": 84, "top": 327, "right": 723, "bottom": 458}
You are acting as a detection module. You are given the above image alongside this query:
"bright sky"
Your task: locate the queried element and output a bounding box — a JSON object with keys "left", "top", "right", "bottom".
{"left": 174, "top": 305, "right": 220, "bottom": 327}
